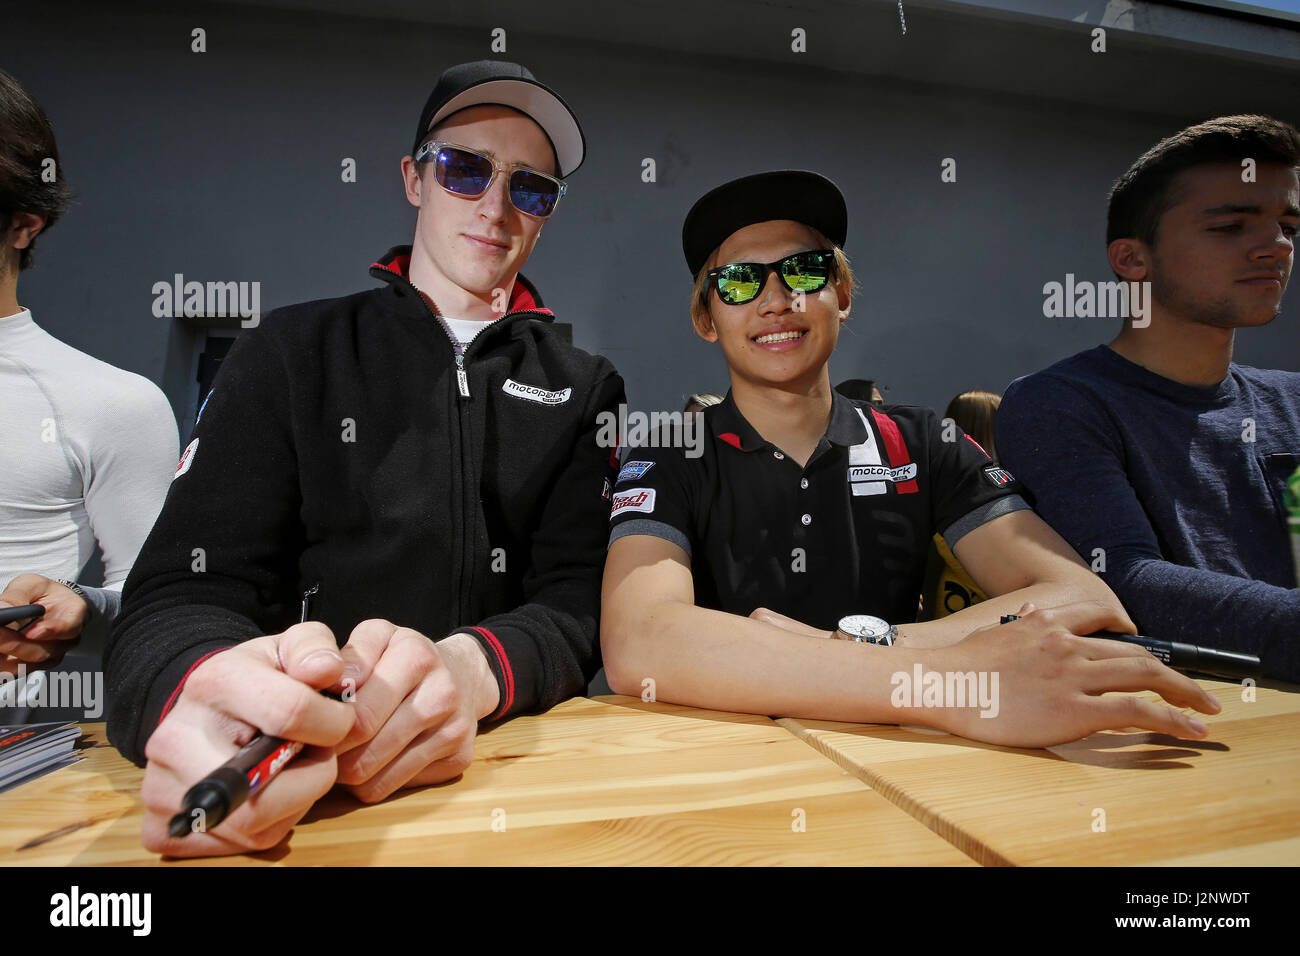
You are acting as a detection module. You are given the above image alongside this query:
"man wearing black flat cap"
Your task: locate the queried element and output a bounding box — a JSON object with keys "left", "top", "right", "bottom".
{"left": 105, "top": 60, "right": 625, "bottom": 857}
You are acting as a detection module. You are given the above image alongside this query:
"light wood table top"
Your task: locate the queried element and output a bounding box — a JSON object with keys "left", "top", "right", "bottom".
{"left": 0, "top": 696, "right": 971, "bottom": 866}
{"left": 778, "top": 678, "right": 1300, "bottom": 866}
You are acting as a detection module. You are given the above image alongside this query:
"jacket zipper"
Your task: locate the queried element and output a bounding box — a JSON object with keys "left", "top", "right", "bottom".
{"left": 440, "top": 319, "right": 480, "bottom": 622}
{"left": 395, "top": 275, "right": 548, "bottom": 627}
{"left": 299, "top": 583, "right": 320, "bottom": 623}
{"left": 410, "top": 291, "right": 496, "bottom": 625}
{"left": 436, "top": 315, "right": 477, "bottom": 399}
{"left": 439, "top": 312, "right": 540, "bottom": 400}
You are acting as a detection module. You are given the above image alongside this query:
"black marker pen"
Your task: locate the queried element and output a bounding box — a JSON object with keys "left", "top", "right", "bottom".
{"left": 168, "top": 583, "right": 335, "bottom": 839}
{"left": 999, "top": 615, "right": 1261, "bottom": 679}
{"left": 166, "top": 732, "right": 306, "bottom": 838}
{"left": 0, "top": 604, "right": 45, "bottom": 626}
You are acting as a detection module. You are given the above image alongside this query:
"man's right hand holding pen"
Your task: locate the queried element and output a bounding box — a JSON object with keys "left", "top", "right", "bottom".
{"left": 140, "top": 623, "right": 356, "bottom": 857}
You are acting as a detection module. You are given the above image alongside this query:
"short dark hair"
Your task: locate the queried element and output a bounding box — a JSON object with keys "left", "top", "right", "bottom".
{"left": 1107, "top": 114, "right": 1300, "bottom": 248}
{"left": 0, "top": 68, "right": 72, "bottom": 271}
{"left": 836, "top": 379, "right": 882, "bottom": 404}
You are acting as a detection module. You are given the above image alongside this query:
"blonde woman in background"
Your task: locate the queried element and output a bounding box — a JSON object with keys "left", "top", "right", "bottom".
{"left": 922, "top": 391, "right": 1002, "bottom": 619}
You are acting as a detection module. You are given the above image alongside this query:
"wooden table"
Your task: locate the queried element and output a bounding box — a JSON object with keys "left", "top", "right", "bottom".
{"left": 7, "top": 680, "right": 1293, "bottom": 867}
{"left": 0, "top": 696, "right": 971, "bottom": 866}
{"left": 778, "top": 678, "right": 1300, "bottom": 866}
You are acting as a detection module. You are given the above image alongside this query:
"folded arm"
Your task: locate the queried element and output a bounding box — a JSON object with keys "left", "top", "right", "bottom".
{"left": 600, "top": 535, "right": 1218, "bottom": 746}
{"left": 895, "top": 509, "right": 1134, "bottom": 648}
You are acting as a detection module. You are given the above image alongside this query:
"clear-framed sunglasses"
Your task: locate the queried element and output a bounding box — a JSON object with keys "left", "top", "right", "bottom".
{"left": 414, "top": 141, "right": 567, "bottom": 219}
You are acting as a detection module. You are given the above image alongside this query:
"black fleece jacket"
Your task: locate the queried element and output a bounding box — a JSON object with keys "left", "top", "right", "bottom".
{"left": 104, "top": 247, "right": 625, "bottom": 765}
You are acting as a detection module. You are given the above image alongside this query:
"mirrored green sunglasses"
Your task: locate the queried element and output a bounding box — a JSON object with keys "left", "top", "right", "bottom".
{"left": 706, "top": 249, "right": 835, "bottom": 305}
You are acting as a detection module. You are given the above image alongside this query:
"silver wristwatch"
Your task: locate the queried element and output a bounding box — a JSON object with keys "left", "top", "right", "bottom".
{"left": 836, "top": 614, "right": 897, "bottom": 646}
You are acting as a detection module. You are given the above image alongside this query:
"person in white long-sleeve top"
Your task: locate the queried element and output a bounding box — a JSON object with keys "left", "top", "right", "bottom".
{"left": 0, "top": 67, "right": 177, "bottom": 677}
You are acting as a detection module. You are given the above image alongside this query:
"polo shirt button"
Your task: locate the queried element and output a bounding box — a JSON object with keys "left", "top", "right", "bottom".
{"left": 773, "top": 451, "right": 785, "bottom": 460}
{"left": 801, "top": 513, "right": 812, "bottom": 525}
{"left": 800, "top": 478, "right": 809, "bottom": 489}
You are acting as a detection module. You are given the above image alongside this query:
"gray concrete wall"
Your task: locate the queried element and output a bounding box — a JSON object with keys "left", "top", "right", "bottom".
{"left": 5, "top": 0, "right": 1298, "bottom": 423}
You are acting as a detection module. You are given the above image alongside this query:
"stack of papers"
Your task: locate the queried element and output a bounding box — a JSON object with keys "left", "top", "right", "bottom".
{"left": 0, "top": 722, "right": 84, "bottom": 794}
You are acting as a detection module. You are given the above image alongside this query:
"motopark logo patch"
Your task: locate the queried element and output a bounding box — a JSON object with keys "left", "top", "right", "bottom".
{"left": 847, "top": 462, "right": 917, "bottom": 488}
{"left": 502, "top": 378, "right": 572, "bottom": 405}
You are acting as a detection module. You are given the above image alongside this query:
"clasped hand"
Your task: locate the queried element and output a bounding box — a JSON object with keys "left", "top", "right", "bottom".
{"left": 140, "top": 619, "right": 496, "bottom": 857}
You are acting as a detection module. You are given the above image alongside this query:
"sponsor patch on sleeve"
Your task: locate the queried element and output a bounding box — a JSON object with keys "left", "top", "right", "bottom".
{"left": 610, "top": 487, "right": 656, "bottom": 519}
{"left": 617, "top": 460, "right": 655, "bottom": 483}
{"left": 983, "top": 464, "right": 1015, "bottom": 488}
{"left": 174, "top": 438, "right": 199, "bottom": 480}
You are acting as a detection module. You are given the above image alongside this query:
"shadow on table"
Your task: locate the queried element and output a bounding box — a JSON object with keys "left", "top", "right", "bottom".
{"left": 284, "top": 705, "right": 544, "bottom": 865}
{"left": 587, "top": 693, "right": 775, "bottom": 725}
{"left": 298, "top": 775, "right": 469, "bottom": 827}
{"left": 1047, "top": 730, "right": 1229, "bottom": 769}
{"left": 1193, "top": 674, "right": 1299, "bottom": 693}
{"left": 233, "top": 774, "right": 479, "bottom": 865}
{"left": 785, "top": 717, "right": 1231, "bottom": 771}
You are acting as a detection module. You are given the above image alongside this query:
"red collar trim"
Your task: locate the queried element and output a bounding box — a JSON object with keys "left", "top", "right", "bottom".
{"left": 373, "top": 252, "right": 412, "bottom": 277}
{"left": 371, "top": 253, "right": 548, "bottom": 315}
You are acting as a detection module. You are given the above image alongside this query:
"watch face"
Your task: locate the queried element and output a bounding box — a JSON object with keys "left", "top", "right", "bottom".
{"left": 838, "top": 615, "right": 890, "bottom": 639}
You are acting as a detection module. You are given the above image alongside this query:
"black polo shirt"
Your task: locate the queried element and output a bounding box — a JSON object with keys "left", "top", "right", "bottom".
{"left": 608, "top": 390, "right": 1029, "bottom": 629}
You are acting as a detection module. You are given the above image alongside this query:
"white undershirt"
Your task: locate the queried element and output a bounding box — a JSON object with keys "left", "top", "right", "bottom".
{"left": 439, "top": 316, "right": 501, "bottom": 360}
{"left": 442, "top": 316, "right": 496, "bottom": 344}
{"left": 436, "top": 317, "right": 496, "bottom": 356}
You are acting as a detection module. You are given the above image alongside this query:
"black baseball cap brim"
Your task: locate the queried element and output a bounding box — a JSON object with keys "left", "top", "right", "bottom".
{"left": 682, "top": 170, "right": 847, "bottom": 275}
{"left": 413, "top": 61, "right": 585, "bottom": 178}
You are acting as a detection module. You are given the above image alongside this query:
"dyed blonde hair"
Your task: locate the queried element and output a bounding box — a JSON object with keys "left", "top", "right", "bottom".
{"left": 689, "top": 229, "right": 857, "bottom": 338}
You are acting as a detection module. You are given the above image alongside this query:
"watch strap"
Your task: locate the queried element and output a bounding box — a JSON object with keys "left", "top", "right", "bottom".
{"left": 54, "top": 578, "right": 86, "bottom": 600}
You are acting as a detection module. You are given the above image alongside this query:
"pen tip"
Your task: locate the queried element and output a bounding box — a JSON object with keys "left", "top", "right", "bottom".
{"left": 168, "top": 813, "right": 192, "bottom": 839}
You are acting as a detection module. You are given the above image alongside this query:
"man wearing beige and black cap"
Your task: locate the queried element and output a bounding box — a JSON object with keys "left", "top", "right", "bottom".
{"left": 105, "top": 60, "right": 625, "bottom": 857}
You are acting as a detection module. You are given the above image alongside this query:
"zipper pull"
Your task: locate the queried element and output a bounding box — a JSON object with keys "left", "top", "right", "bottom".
{"left": 300, "top": 583, "right": 320, "bottom": 623}
{"left": 456, "top": 357, "right": 470, "bottom": 398}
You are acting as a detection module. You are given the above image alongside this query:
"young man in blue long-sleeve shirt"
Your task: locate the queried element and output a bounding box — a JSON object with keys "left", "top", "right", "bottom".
{"left": 999, "top": 114, "right": 1300, "bottom": 681}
